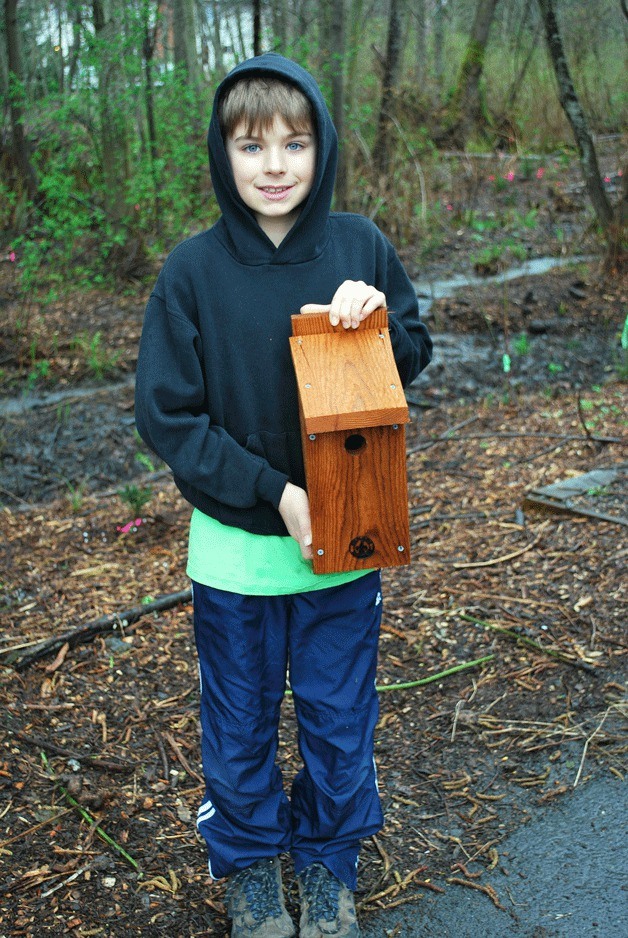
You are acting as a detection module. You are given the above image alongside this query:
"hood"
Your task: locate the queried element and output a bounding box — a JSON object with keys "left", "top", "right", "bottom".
{"left": 207, "top": 53, "right": 338, "bottom": 265}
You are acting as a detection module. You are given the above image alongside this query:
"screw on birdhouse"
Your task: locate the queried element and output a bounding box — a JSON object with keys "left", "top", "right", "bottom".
{"left": 305, "top": 383, "right": 312, "bottom": 389}
{"left": 390, "top": 384, "right": 396, "bottom": 390}
{"left": 392, "top": 424, "right": 399, "bottom": 430}
{"left": 309, "top": 434, "right": 316, "bottom": 441}
{"left": 317, "top": 549, "right": 324, "bottom": 556}
{"left": 397, "top": 545, "right": 405, "bottom": 552}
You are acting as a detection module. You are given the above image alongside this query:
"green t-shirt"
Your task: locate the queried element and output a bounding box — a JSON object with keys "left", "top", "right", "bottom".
{"left": 187, "top": 509, "right": 372, "bottom": 595}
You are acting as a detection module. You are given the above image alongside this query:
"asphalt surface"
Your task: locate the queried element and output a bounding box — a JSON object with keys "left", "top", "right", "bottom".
{"left": 362, "top": 775, "right": 627, "bottom": 938}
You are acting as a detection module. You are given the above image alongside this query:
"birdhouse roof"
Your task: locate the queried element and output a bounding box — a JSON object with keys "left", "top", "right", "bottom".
{"left": 289, "top": 309, "right": 409, "bottom": 434}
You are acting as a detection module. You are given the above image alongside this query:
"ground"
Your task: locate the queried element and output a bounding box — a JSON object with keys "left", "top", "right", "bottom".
{"left": 0, "top": 152, "right": 626, "bottom": 936}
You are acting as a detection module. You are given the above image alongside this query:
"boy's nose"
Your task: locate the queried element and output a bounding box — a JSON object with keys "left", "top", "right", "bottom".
{"left": 263, "top": 147, "right": 286, "bottom": 174}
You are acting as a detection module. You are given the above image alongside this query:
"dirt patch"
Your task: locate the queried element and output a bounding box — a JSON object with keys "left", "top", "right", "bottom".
{"left": 1, "top": 383, "right": 626, "bottom": 936}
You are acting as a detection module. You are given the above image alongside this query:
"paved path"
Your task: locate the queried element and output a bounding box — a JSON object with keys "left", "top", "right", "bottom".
{"left": 362, "top": 775, "right": 627, "bottom": 937}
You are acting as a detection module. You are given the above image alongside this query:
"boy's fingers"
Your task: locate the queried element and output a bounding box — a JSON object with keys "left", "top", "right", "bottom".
{"left": 333, "top": 296, "right": 359, "bottom": 329}
{"left": 301, "top": 534, "right": 313, "bottom": 560}
{"left": 300, "top": 303, "right": 331, "bottom": 315}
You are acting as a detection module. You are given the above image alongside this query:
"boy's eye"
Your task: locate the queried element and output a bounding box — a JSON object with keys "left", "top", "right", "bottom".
{"left": 243, "top": 144, "right": 261, "bottom": 153}
{"left": 287, "top": 141, "right": 304, "bottom": 151}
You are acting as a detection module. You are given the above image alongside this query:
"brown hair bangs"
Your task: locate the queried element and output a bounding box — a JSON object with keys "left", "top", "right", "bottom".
{"left": 219, "top": 77, "right": 314, "bottom": 140}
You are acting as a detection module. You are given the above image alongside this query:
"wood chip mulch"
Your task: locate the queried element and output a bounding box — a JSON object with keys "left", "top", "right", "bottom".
{"left": 1, "top": 385, "right": 626, "bottom": 937}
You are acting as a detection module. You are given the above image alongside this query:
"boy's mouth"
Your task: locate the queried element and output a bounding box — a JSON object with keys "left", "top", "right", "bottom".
{"left": 258, "top": 185, "right": 295, "bottom": 201}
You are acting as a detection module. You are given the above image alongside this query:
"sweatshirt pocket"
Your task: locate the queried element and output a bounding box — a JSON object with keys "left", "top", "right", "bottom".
{"left": 244, "top": 429, "right": 304, "bottom": 484}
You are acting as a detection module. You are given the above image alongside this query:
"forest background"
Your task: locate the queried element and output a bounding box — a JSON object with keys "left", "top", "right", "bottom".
{"left": 1, "top": 0, "right": 626, "bottom": 305}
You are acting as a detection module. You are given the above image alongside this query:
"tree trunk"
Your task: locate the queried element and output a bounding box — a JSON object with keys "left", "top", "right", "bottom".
{"left": 142, "top": 0, "right": 161, "bottom": 233}
{"left": 504, "top": 0, "right": 539, "bottom": 113}
{"left": 270, "top": 0, "right": 287, "bottom": 52}
{"left": 55, "top": 0, "right": 64, "bottom": 94}
{"left": 414, "top": 0, "right": 426, "bottom": 83}
{"left": 433, "top": 0, "right": 445, "bottom": 91}
{"left": 448, "top": 0, "right": 500, "bottom": 144}
{"left": 321, "top": 0, "right": 347, "bottom": 209}
{"left": 66, "top": 0, "right": 83, "bottom": 90}
{"left": 92, "top": 0, "right": 128, "bottom": 229}
{"left": 372, "top": 0, "right": 403, "bottom": 179}
{"left": 234, "top": 5, "right": 248, "bottom": 60}
{"left": 252, "top": 0, "right": 262, "bottom": 56}
{"left": 4, "top": 0, "right": 41, "bottom": 205}
{"left": 173, "top": 0, "right": 199, "bottom": 82}
{"left": 536, "top": 0, "right": 617, "bottom": 249}
{"left": 209, "top": 0, "right": 224, "bottom": 74}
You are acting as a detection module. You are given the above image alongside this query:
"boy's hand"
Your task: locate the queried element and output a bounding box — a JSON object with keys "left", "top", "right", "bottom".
{"left": 278, "top": 482, "right": 313, "bottom": 561}
{"left": 301, "top": 280, "right": 386, "bottom": 330}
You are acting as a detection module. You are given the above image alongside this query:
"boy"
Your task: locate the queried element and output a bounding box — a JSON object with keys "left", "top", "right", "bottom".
{"left": 135, "top": 53, "right": 431, "bottom": 938}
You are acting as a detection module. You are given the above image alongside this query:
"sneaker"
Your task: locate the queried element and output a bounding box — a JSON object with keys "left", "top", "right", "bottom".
{"left": 225, "top": 857, "right": 295, "bottom": 937}
{"left": 297, "top": 863, "right": 361, "bottom": 937}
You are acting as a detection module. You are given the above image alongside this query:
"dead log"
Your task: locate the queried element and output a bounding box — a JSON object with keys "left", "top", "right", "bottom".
{"left": 9, "top": 588, "right": 192, "bottom": 671}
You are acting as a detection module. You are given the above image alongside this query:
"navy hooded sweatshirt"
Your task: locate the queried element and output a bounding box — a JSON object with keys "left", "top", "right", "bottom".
{"left": 135, "top": 54, "right": 432, "bottom": 537}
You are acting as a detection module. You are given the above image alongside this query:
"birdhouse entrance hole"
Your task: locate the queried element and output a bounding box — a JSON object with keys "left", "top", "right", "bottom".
{"left": 345, "top": 433, "right": 366, "bottom": 453}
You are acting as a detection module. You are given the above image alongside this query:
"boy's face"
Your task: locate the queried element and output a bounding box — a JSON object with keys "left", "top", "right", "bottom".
{"left": 225, "top": 114, "right": 316, "bottom": 246}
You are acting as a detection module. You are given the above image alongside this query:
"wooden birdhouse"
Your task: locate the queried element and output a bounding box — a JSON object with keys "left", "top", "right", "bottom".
{"left": 289, "top": 308, "right": 411, "bottom": 574}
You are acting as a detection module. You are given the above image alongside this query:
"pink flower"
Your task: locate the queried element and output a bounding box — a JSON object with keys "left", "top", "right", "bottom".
{"left": 116, "top": 518, "right": 143, "bottom": 534}
{"left": 604, "top": 176, "right": 611, "bottom": 183}
{"left": 9, "top": 251, "right": 16, "bottom": 262}
{"left": 488, "top": 174, "right": 495, "bottom": 182}
{"left": 446, "top": 203, "right": 453, "bottom": 211}
{"left": 536, "top": 167, "right": 545, "bottom": 179}
{"left": 506, "top": 171, "right": 515, "bottom": 182}
{"left": 618, "top": 169, "right": 623, "bottom": 177}
{"left": 134, "top": 204, "right": 140, "bottom": 211}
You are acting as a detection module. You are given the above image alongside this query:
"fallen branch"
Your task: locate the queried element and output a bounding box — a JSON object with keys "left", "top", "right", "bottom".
{"left": 9, "top": 588, "right": 193, "bottom": 671}
{"left": 407, "top": 416, "right": 480, "bottom": 454}
{"left": 413, "top": 431, "right": 623, "bottom": 450}
{"left": 285, "top": 654, "right": 494, "bottom": 698}
{"left": 41, "top": 752, "right": 141, "bottom": 872}
{"left": 375, "top": 655, "right": 495, "bottom": 693}
{"left": 460, "top": 613, "right": 598, "bottom": 672}
{"left": 523, "top": 493, "right": 628, "bottom": 527}
{"left": 15, "top": 730, "right": 134, "bottom": 773}
{"left": 573, "top": 705, "right": 614, "bottom": 788}
{"left": 453, "top": 521, "right": 550, "bottom": 568}
{"left": 447, "top": 876, "right": 506, "bottom": 910}
{"left": 0, "top": 808, "right": 73, "bottom": 854}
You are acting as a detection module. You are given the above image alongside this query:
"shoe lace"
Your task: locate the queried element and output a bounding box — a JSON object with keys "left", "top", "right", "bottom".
{"left": 301, "top": 864, "right": 340, "bottom": 923}
{"left": 228, "top": 861, "right": 283, "bottom": 923}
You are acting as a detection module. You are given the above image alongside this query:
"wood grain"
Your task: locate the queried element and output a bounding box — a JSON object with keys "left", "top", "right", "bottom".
{"left": 291, "top": 307, "right": 389, "bottom": 335}
{"left": 304, "top": 425, "right": 411, "bottom": 574}
{"left": 289, "top": 328, "right": 409, "bottom": 433}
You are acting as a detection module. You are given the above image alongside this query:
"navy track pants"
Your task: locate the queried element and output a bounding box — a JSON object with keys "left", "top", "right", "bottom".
{"left": 192, "top": 571, "right": 384, "bottom": 890}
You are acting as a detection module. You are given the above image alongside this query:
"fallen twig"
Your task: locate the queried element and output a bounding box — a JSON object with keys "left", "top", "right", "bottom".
{"left": 459, "top": 613, "right": 598, "bottom": 672}
{"left": 375, "top": 655, "right": 495, "bottom": 692}
{"left": 163, "top": 730, "right": 204, "bottom": 783}
{"left": 429, "top": 431, "right": 623, "bottom": 445}
{"left": 15, "top": 730, "right": 134, "bottom": 773}
{"left": 286, "top": 655, "right": 494, "bottom": 697}
{"left": 447, "top": 876, "right": 506, "bottom": 910}
{"left": 0, "top": 808, "right": 73, "bottom": 854}
{"left": 41, "top": 752, "right": 141, "bottom": 873}
{"left": 573, "top": 706, "right": 614, "bottom": 788}
{"left": 40, "top": 864, "right": 92, "bottom": 899}
{"left": 453, "top": 521, "right": 549, "bottom": 568}
{"left": 10, "top": 588, "right": 193, "bottom": 670}
{"left": 407, "top": 416, "right": 480, "bottom": 454}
